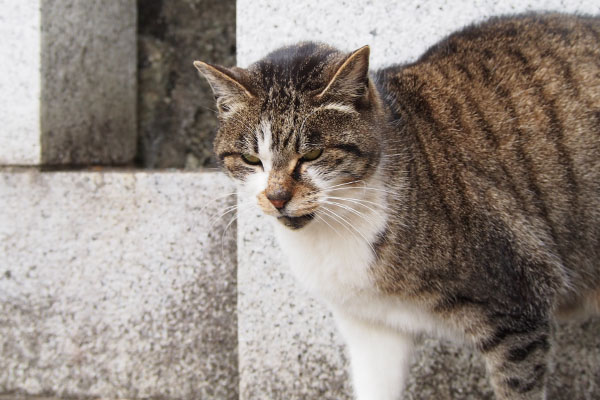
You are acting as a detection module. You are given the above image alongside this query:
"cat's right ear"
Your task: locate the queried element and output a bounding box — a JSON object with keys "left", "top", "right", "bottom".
{"left": 316, "top": 45, "right": 370, "bottom": 103}
{"left": 193, "top": 61, "right": 254, "bottom": 117}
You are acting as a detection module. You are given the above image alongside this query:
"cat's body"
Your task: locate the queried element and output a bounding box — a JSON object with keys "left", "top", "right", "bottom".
{"left": 196, "top": 13, "right": 600, "bottom": 400}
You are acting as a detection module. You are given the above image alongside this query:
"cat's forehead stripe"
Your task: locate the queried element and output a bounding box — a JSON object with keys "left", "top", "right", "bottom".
{"left": 256, "top": 118, "right": 273, "bottom": 171}
{"left": 252, "top": 101, "right": 358, "bottom": 160}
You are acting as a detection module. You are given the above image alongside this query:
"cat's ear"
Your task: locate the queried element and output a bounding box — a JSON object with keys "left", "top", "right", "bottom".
{"left": 317, "top": 45, "right": 370, "bottom": 103}
{"left": 193, "top": 61, "right": 254, "bottom": 116}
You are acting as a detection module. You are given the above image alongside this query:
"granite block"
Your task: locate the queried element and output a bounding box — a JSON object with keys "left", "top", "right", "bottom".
{"left": 0, "top": 0, "right": 137, "bottom": 166}
{"left": 0, "top": 170, "right": 238, "bottom": 399}
{"left": 0, "top": 0, "right": 41, "bottom": 165}
{"left": 236, "top": 0, "right": 600, "bottom": 399}
{"left": 237, "top": 0, "right": 600, "bottom": 68}
{"left": 40, "top": 0, "right": 137, "bottom": 165}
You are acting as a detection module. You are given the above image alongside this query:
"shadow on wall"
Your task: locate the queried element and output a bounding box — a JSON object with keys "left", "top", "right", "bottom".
{"left": 137, "top": 0, "right": 236, "bottom": 169}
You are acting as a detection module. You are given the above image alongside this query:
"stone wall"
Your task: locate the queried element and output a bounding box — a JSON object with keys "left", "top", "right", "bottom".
{"left": 0, "top": 2, "right": 239, "bottom": 399}
{"left": 0, "top": 171, "right": 238, "bottom": 400}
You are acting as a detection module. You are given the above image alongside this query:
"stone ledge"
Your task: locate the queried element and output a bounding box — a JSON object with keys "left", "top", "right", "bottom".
{"left": 0, "top": 170, "right": 237, "bottom": 400}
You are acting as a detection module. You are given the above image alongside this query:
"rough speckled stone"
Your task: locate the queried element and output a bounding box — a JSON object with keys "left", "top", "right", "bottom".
{"left": 0, "top": 0, "right": 41, "bottom": 165}
{"left": 0, "top": 0, "right": 136, "bottom": 166}
{"left": 0, "top": 171, "right": 238, "bottom": 399}
{"left": 236, "top": 1, "right": 600, "bottom": 399}
{"left": 237, "top": 0, "right": 600, "bottom": 68}
{"left": 137, "top": 0, "right": 236, "bottom": 168}
{"left": 40, "top": 0, "right": 137, "bottom": 165}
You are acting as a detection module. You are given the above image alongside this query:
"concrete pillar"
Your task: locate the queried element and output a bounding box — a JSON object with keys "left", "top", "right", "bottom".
{"left": 0, "top": 0, "right": 137, "bottom": 166}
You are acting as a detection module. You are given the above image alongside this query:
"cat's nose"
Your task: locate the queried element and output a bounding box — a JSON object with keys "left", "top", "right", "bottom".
{"left": 267, "top": 190, "right": 292, "bottom": 209}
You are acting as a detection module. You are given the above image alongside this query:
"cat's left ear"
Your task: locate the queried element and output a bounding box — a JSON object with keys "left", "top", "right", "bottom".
{"left": 193, "top": 61, "right": 254, "bottom": 117}
{"left": 317, "top": 45, "right": 370, "bottom": 103}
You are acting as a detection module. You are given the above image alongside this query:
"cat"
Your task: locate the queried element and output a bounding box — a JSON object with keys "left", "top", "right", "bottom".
{"left": 195, "top": 13, "right": 600, "bottom": 400}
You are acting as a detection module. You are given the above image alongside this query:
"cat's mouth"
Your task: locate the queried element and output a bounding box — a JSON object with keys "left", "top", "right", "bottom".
{"left": 277, "top": 213, "right": 315, "bottom": 230}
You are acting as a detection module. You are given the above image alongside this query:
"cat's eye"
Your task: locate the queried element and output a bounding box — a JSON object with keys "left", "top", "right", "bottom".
{"left": 241, "top": 153, "right": 262, "bottom": 166}
{"left": 301, "top": 149, "right": 323, "bottom": 162}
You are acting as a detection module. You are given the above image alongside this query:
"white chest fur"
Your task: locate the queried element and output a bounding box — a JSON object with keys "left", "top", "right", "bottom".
{"left": 274, "top": 214, "right": 376, "bottom": 303}
{"left": 273, "top": 201, "right": 447, "bottom": 338}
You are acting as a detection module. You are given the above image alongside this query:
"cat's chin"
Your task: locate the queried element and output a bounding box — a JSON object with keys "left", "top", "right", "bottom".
{"left": 276, "top": 214, "right": 315, "bottom": 230}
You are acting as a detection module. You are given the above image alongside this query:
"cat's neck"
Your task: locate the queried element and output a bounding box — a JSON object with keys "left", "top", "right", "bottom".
{"left": 273, "top": 165, "right": 390, "bottom": 299}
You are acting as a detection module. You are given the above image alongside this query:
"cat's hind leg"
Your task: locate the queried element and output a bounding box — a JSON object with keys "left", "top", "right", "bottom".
{"left": 334, "top": 311, "right": 414, "bottom": 400}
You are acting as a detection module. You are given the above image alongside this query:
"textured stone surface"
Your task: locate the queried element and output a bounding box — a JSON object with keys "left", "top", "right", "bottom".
{"left": 0, "top": 0, "right": 137, "bottom": 166}
{"left": 237, "top": 0, "right": 600, "bottom": 68}
{"left": 137, "top": 0, "right": 236, "bottom": 168}
{"left": 0, "top": 397, "right": 62, "bottom": 400}
{"left": 0, "top": 170, "right": 238, "bottom": 400}
{"left": 40, "top": 0, "right": 137, "bottom": 165}
{"left": 236, "top": 1, "right": 600, "bottom": 399}
{"left": 0, "top": 397, "right": 66, "bottom": 400}
{"left": 0, "top": 0, "right": 41, "bottom": 165}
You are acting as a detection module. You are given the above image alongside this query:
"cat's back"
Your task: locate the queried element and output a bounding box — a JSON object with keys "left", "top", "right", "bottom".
{"left": 380, "top": 13, "right": 600, "bottom": 134}
{"left": 380, "top": 13, "right": 600, "bottom": 123}
{"left": 377, "top": 13, "right": 600, "bottom": 306}
{"left": 416, "top": 13, "right": 598, "bottom": 64}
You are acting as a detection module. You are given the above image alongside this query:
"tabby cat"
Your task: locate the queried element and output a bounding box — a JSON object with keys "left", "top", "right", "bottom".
{"left": 195, "top": 13, "right": 600, "bottom": 400}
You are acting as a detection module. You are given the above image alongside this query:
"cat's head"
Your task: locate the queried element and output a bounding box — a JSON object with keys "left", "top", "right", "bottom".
{"left": 195, "top": 43, "right": 386, "bottom": 230}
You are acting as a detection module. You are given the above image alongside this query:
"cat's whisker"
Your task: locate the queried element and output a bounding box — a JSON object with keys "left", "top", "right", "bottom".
{"left": 381, "top": 153, "right": 407, "bottom": 158}
{"left": 202, "top": 167, "right": 225, "bottom": 171}
{"left": 323, "top": 195, "right": 386, "bottom": 209}
{"left": 220, "top": 209, "right": 243, "bottom": 260}
{"left": 199, "top": 191, "right": 239, "bottom": 214}
{"left": 318, "top": 206, "right": 364, "bottom": 246}
{"left": 209, "top": 200, "right": 255, "bottom": 230}
{"left": 322, "top": 179, "right": 367, "bottom": 190}
{"left": 196, "top": 103, "right": 219, "bottom": 115}
{"left": 209, "top": 205, "right": 238, "bottom": 229}
{"left": 321, "top": 200, "right": 380, "bottom": 230}
{"left": 322, "top": 179, "right": 396, "bottom": 195}
{"left": 314, "top": 213, "right": 343, "bottom": 238}
{"left": 219, "top": 206, "right": 256, "bottom": 260}
{"left": 209, "top": 198, "right": 246, "bottom": 222}
{"left": 323, "top": 195, "right": 385, "bottom": 215}
{"left": 319, "top": 205, "right": 377, "bottom": 255}
{"left": 326, "top": 186, "right": 398, "bottom": 196}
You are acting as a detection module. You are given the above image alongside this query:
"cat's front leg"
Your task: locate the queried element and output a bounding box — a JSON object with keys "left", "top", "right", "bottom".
{"left": 334, "top": 311, "right": 414, "bottom": 400}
